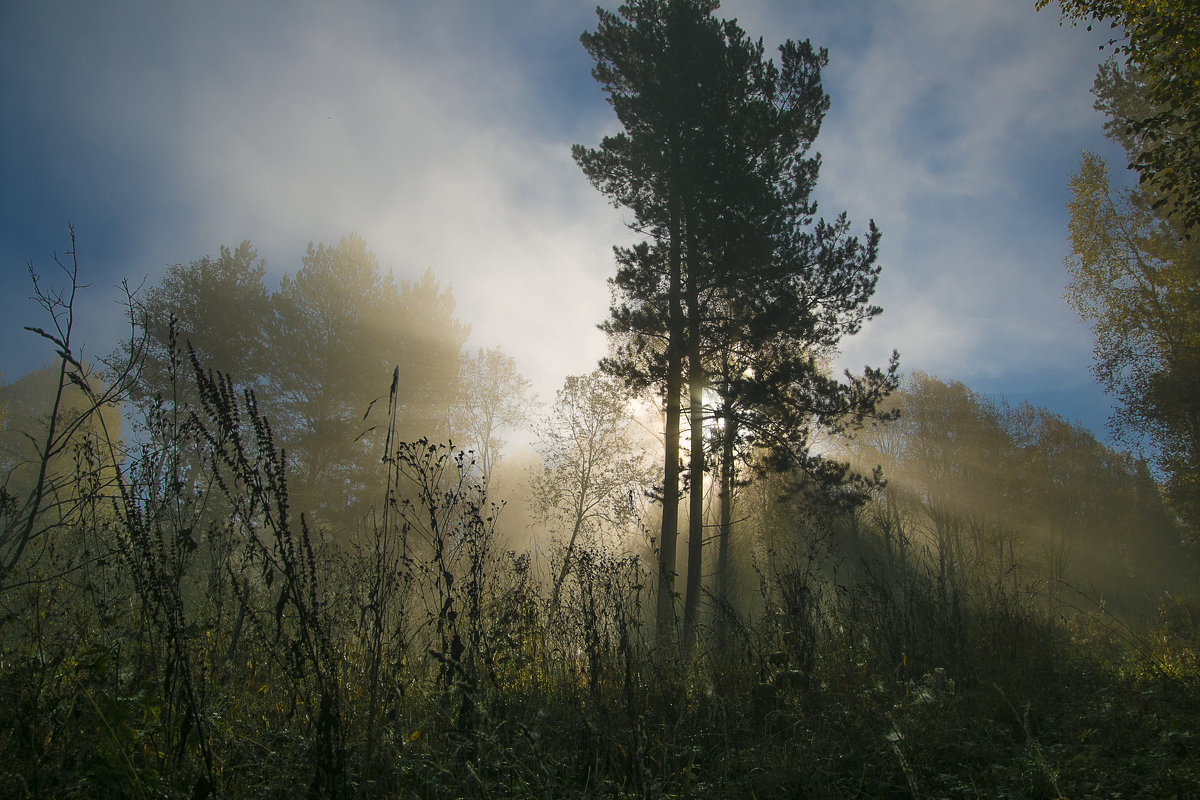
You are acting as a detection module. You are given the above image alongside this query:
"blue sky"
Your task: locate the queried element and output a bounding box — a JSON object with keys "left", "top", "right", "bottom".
{"left": 1, "top": 0, "right": 1130, "bottom": 443}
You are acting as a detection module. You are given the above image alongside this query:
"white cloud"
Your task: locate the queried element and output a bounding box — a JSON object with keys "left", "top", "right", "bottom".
{"left": 2, "top": 0, "right": 1123, "bottom": 437}
{"left": 4, "top": 0, "right": 623, "bottom": 399}
{"left": 725, "top": 0, "right": 1119, "bottom": 407}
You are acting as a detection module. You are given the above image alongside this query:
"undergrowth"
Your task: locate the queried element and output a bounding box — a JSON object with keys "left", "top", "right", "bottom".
{"left": 0, "top": 330, "right": 1197, "bottom": 798}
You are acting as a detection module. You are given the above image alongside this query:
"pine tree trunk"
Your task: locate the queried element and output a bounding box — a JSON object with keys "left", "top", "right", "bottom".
{"left": 657, "top": 175, "right": 684, "bottom": 647}
{"left": 683, "top": 257, "right": 705, "bottom": 650}
{"left": 714, "top": 412, "right": 735, "bottom": 646}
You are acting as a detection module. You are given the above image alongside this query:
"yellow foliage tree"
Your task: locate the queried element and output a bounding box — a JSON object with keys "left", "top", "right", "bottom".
{"left": 1065, "top": 150, "right": 1200, "bottom": 527}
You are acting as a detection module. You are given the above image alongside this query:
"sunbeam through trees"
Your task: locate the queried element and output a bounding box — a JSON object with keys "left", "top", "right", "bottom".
{"left": 0, "top": 1, "right": 1197, "bottom": 797}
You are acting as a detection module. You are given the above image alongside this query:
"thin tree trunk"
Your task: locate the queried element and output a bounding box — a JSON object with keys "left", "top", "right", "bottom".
{"left": 657, "top": 172, "right": 684, "bottom": 647}
{"left": 714, "top": 410, "right": 735, "bottom": 646}
{"left": 682, "top": 261, "right": 705, "bottom": 648}
{"left": 550, "top": 515, "right": 585, "bottom": 611}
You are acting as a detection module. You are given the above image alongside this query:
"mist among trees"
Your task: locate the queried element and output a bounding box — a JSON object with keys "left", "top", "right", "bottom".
{"left": 0, "top": 1, "right": 1197, "bottom": 797}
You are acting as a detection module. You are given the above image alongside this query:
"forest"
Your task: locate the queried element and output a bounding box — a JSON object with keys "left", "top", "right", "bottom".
{"left": 1, "top": 1, "right": 1198, "bottom": 798}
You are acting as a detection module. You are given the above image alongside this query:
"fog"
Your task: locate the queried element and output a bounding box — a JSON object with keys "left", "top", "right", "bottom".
{"left": 1, "top": 1, "right": 1196, "bottom": 796}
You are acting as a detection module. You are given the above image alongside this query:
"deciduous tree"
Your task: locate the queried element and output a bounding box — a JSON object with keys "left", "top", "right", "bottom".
{"left": 530, "top": 371, "right": 654, "bottom": 609}
{"left": 451, "top": 347, "right": 534, "bottom": 490}
{"left": 136, "top": 241, "right": 271, "bottom": 402}
{"left": 1065, "top": 151, "right": 1200, "bottom": 528}
{"left": 1039, "top": 0, "right": 1200, "bottom": 231}
{"left": 134, "top": 235, "right": 467, "bottom": 528}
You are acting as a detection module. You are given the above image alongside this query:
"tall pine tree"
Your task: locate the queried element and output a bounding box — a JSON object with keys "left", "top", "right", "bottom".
{"left": 577, "top": 0, "right": 896, "bottom": 645}
{"left": 576, "top": 0, "right": 718, "bottom": 643}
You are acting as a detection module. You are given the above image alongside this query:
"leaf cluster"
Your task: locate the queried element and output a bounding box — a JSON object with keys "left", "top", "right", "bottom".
{"left": 1039, "top": 0, "right": 1200, "bottom": 231}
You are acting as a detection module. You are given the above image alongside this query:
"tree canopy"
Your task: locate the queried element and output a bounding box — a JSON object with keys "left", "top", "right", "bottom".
{"left": 133, "top": 235, "right": 468, "bottom": 528}
{"left": 1064, "top": 150, "right": 1200, "bottom": 528}
{"left": 1042, "top": 3, "right": 1200, "bottom": 531}
{"left": 1039, "top": 0, "right": 1200, "bottom": 231}
{"left": 845, "top": 372, "right": 1187, "bottom": 611}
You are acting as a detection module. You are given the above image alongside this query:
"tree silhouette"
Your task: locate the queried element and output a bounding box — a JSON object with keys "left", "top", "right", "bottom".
{"left": 577, "top": 0, "right": 895, "bottom": 645}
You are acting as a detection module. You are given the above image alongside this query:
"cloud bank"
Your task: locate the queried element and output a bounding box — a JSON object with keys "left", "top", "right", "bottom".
{"left": 1, "top": 0, "right": 1124, "bottom": 434}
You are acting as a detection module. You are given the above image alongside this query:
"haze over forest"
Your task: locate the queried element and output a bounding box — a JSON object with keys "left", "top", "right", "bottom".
{"left": 0, "top": 1, "right": 1197, "bottom": 797}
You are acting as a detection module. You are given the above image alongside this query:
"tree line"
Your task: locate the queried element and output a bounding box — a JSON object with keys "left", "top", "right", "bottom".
{"left": 126, "top": 234, "right": 550, "bottom": 529}
{"left": 844, "top": 373, "right": 1186, "bottom": 618}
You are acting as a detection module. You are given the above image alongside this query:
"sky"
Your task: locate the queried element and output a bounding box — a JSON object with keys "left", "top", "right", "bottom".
{"left": 0, "top": 0, "right": 1133, "bottom": 445}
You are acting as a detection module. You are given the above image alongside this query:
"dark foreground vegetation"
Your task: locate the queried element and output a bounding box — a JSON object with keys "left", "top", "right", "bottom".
{"left": 0, "top": 280, "right": 1196, "bottom": 799}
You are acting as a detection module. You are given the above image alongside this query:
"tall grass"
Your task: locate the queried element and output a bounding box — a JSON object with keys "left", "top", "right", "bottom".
{"left": 0, "top": 323, "right": 1197, "bottom": 797}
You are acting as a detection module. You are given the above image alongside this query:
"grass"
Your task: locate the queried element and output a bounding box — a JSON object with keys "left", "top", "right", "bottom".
{"left": 7, "top": 522, "right": 1195, "bottom": 799}
{"left": 1, "top": 344, "right": 1196, "bottom": 798}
